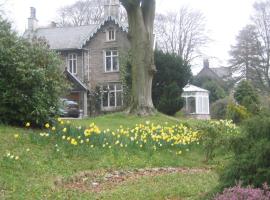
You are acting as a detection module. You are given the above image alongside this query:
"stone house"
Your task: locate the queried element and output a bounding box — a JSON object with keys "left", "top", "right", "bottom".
{"left": 24, "top": 0, "right": 130, "bottom": 117}
{"left": 197, "top": 59, "right": 232, "bottom": 82}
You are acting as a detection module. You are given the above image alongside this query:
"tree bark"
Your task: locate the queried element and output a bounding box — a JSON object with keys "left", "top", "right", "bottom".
{"left": 120, "top": 0, "right": 156, "bottom": 115}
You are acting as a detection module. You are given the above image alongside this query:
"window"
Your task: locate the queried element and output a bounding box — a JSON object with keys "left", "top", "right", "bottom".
{"left": 196, "top": 96, "right": 209, "bottom": 114}
{"left": 102, "top": 83, "right": 123, "bottom": 109}
{"left": 68, "top": 53, "right": 77, "bottom": 74}
{"left": 105, "top": 50, "right": 119, "bottom": 72}
{"left": 106, "top": 28, "right": 116, "bottom": 41}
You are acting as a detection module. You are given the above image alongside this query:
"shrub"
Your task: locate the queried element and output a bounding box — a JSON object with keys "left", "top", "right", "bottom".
{"left": 234, "top": 80, "right": 260, "bottom": 113}
{"left": 202, "top": 80, "right": 226, "bottom": 103}
{"left": 211, "top": 98, "right": 229, "bottom": 119}
{"left": 195, "top": 120, "right": 240, "bottom": 161}
{"left": 192, "top": 76, "right": 227, "bottom": 103}
{"left": 226, "top": 102, "right": 250, "bottom": 123}
{"left": 156, "top": 82, "right": 184, "bottom": 115}
{"left": 153, "top": 50, "right": 191, "bottom": 115}
{"left": 220, "top": 116, "right": 270, "bottom": 188}
{"left": 0, "top": 19, "right": 66, "bottom": 126}
{"left": 214, "top": 183, "right": 270, "bottom": 200}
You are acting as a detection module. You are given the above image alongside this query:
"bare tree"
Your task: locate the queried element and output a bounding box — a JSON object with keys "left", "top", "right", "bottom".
{"left": 56, "top": 0, "right": 104, "bottom": 26}
{"left": 155, "top": 7, "right": 209, "bottom": 64}
{"left": 120, "top": 0, "right": 156, "bottom": 115}
{"left": 56, "top": 0, "right": 127, "bottom": 27}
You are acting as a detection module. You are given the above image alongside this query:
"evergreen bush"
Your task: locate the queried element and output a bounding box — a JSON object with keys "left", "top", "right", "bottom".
{"left": 220, "top": 116, "right": 270, "bottom": 188}
{"left": 0, "top": 18, "right": 66, "bottom": 126}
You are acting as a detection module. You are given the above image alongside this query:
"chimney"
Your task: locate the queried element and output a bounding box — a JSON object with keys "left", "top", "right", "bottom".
{"left": 28, "top": 7, "right": 38, "bottom": 31}
{"left": 203, "top": 59, "right": 209, "bottom": 68}
{"left": 104, "top": 0, "right": 120, "bottom": 20}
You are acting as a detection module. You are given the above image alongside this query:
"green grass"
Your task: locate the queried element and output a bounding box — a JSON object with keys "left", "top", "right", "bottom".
{"left": 0, "top": 113, "right": 220, "bottom": 200}
{"left": 70, "top": 112, "right": 180, "bottom": 130}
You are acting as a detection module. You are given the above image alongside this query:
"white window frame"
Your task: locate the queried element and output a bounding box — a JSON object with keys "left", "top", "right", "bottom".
{"left": 106, "top": 28, "right": 116, "bottom": 41}
{"left": 101, "top": 83, "right": 123, "bottom": 110}
{"left": 104, "top": 50, "right": 119, "bottom": 72}
{"left": 68, "top": 53, "right": 77, "bottom": 75}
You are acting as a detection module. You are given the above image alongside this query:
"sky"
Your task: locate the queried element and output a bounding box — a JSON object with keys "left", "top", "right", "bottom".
{"left": 2, "top": 0, "right": 258, "bottom": 73}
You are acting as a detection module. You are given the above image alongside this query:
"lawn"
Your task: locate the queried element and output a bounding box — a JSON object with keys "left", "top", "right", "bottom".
{"left": 0, "top": 113, "right": 220, "bottom": 200}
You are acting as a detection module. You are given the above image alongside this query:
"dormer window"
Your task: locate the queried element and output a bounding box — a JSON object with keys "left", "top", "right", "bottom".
{"left": 106, "top": 28, "right": 116, "bottom": 41}
{"left": 68, "top": 53, "right": 77, "bottom": 74}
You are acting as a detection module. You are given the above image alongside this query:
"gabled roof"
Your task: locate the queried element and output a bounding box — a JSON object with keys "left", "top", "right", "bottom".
{"left": 183, "top": 84, "right": 209, "bottom": 93}
{"left": 196, "top": 66, "right": 220, "bottom": 80}
{"left": 24, "top": 16, "right": 128, "bottom": 50}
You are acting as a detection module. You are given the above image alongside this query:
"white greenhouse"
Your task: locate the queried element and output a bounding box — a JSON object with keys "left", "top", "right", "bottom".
{"left": 181, "top": 84, "right": 210, "bottom": 120}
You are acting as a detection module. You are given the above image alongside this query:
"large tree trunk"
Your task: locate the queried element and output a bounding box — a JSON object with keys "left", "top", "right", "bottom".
{"left": 121, "top": 0, "right": 156, "bottom": 116}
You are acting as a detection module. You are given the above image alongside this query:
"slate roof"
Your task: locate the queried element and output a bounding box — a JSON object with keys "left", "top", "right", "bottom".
{"left": 196, "top": 67, "right": 220, "bottom": 80}
{"left": 24, "top": 16, "right": 128, "bottom": 50}
{"left": 211, "top": 67, "right": 231, "bottom": 78}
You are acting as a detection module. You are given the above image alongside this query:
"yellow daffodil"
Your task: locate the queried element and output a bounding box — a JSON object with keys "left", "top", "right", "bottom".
{"left": 45, "top": 123, "right": 50, "bottom": 128}
{"left": 70, "top": 138, "right": 77, "bottom": 145}
{"left": 14, "top": 134, "right": 19, "bottom": 139}
{"left": 25, "top": 122, "right": 30, "bottom": 127}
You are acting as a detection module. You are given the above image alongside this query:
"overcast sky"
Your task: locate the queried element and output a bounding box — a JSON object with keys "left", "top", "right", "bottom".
{"left": 3, "top": 0, "right": 258, "bottom": 73}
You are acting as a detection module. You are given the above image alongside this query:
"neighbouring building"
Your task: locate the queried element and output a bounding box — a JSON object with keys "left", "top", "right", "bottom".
{"left": 197, "top": 59, "right": 232, "bottom": 81}
{"left": 23, "top": 0, "right": 130, "bottom": 117}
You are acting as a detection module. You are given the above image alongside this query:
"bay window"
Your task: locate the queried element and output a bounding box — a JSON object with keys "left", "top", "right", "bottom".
{"left": 102, "top": 83, "right": 123, "bottom": 109}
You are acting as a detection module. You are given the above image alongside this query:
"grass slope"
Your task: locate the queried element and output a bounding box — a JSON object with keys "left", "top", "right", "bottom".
{"left": 0, "top": 113, "right": 219, "bottom": 200}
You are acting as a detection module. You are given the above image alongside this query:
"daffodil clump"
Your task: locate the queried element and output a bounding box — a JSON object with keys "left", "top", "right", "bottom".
{"left": 207, "top": 120, "right": 240, "bottom": 136}
{"left": 35, "top": 119, "right": 199, "bottom": 152}
{"left": 3, "top": 152, "right": 19, "bottom": 161}
{"left": 195, "top": 119, "right": 240, "bottom": 161}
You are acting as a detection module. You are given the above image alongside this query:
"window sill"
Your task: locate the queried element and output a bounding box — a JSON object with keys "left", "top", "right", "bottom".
{"left": 104, "top": 71, "right": 120, "bottom": 73}
{"left": 105, "top": 40, "right": 116, "bottom": 43}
